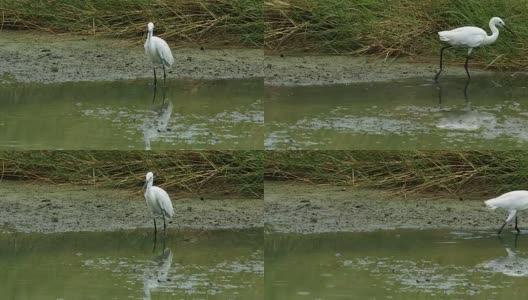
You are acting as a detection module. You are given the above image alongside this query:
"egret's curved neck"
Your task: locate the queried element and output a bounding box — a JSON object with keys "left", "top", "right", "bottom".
{"left": 146, "top": 179, "right": 153, "bottom": 192}
{"left": 147, "top": 30, "right": 153, "bottom": 43}
{"left": 485, "top": 21, "right": 500, "bottom": 45}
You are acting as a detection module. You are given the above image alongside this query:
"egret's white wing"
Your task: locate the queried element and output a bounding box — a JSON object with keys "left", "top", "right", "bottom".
{"left": 439, "top": 26, "right": 486, "bottom": 48}
{"left": 152, "top": 186, "right": 174, "bottom": 218}
{"left": 485, "top": 191, "right": 528, "bottom": 210}
{"left": 152, "top": 36, "right": 174, "bottom": 68}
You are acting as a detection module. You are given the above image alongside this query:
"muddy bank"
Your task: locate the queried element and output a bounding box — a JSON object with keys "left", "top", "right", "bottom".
{"left": 0, "top": 31, "right": 262, "bottom": 83}
{"left": 265, "top": 181, "right": 508, "bottom": 234}
{"left": 265, "top": 55, "right": 496, "bottom": 86}
{"left": 0, "top": 180, "right": 262, "bottom": 233}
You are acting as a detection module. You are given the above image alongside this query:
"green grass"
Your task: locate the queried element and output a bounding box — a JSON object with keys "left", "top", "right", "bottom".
{"left": 265, "top": 151, "right": 528, "bottom": 197}
{"left": 0, "top": 0, "right": 263, "bottom": 47}
{"left": 265, "top": 0, "right": 528, "bottom": 69}
{"left": 0, "top": 151, "right": 263, "bottom": 197}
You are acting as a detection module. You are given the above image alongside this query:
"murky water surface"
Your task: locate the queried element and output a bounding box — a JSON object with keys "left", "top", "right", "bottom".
{"left": 266, "top": 75, "right": 528, "bottom": 149}
{"left": 0, "top": 79, "right": 263, "bottom": 150}
{"left": 0, "top": 228, "right": 263, "bottom": 299}
{"left": 266, "top": 230, "right": 528, "bottom": 299}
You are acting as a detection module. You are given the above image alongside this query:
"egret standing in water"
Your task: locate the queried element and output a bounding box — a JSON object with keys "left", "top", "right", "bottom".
{"left": 144, "top": 172, "right": 174, "bottom": 236}
{"left": 434, "top": 17, "right": 512, "bottom": 81}
{"left": 485, "top": 191, "right": 528, "bottom": 234}
{"left": 144, "top": 22, "right": 174, "bottom": 97}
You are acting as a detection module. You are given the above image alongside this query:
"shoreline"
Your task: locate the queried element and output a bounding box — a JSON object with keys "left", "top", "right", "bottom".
{"left": 265, "top": 181, "right": 508, "bottom": 234}
{"left": 264, "top": 55, "right": 503, "bottom": 86}
{"left": 0, "top": 180, "right": 263, "bottom": 233}
{"left": 3, "top": 31, "right": 521, "bottom": 86}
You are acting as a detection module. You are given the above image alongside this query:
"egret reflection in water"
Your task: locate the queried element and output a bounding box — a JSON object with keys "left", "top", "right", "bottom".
{"left": 143, "top": 98, "right": 173, "bottom": 150}
{"left": 479, "top": 234, "right": 528, "bottom": 277}
{"left": 143, "top": 247, "right": 173, "bottom": 300}
{"left": 435, "top": 79, "right": 498, "bottom": 131}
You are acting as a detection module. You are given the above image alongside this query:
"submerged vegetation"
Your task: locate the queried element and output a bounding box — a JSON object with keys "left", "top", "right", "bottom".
{"left": 0, "top": 0, "right": 263, "bottom": 47}
{"left": 0, "top": 151, "right": 263, "bottom": 197}
{"left": 265, "top": 0, "right": 528, "bottom": 69}
{"left": 265, "top": 151, "right": 528, "bottom": 197}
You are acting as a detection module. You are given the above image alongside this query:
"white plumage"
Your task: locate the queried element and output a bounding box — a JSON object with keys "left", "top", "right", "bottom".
{"left": 144, "top": 22, "right": 174, "bottom": 96}
{"left": 435, "top": 17, "right": 512, "bottom": 81}
{"left": 485, "top": 190, "right": 528, "bottom": 234}
{"left": 144, "top": 172, "right": 174, "bottom": 235}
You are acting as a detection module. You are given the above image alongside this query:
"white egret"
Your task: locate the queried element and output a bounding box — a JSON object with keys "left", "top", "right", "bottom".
{"left": 485, "top": 191, "right": 528, "bottom": 234}
{"left": 434, "top": 17, "right": 512, "bottom": 81}
{"left": 144, "top": 22, "right": 174, "bottom": 96}
{"left": 144, "top": 172, "right": 174, "bottom": 235}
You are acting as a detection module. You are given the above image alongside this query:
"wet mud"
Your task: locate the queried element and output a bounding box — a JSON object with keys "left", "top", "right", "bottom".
{"left": 265, "top": 181, "right": 510, "bottom": 233}
{"left": 0, "top": 180, "right": 262, "bottom": 233}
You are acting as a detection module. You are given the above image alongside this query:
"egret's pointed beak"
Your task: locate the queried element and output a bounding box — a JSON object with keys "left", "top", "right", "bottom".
{"left": 142, "top": 181, "right": 147, "bottom": 191}
{"left": 503, "top": 24, "right": 514, "bottom": 34}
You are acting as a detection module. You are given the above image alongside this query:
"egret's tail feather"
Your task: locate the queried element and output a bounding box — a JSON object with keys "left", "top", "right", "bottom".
{"left": 438, "top": 31, "right": 451, "bottom": 42}
{"left": 485, "top": 199, "right": 498, "bottom": 210}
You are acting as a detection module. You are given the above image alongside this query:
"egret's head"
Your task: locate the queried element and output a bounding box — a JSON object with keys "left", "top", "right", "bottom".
{"left": 492, "top": 17, "right": 513, "bottom": 33}
{"left": 147, "top": 22, "right": 154, "bottom": 32}
{"left": 146, "top": 172, "right": 154, "bottom": 182}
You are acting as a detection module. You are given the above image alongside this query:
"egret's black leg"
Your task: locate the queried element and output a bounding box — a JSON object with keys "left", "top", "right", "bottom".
{"left": 463, "top": 79, "right": 470, "bottom": 101}
{"left": 515, "top": 216, "right": 520, "bottom": 233}
{"left": 153, "top": 68, "right": 157, "bottom": 89}
{"left": 498, "top": 221, "right": 508, "bottom": 235}
{"left": 154, "top": 218, "right": 157, "bottom": 236}
{"left": 435, "top": 46, "right": 451, "bottom": 82}
{"left": 152, "top": 68, "right": 157, "bottom": 102}
{"left": 464, "top": 56, "right": 471, "bottom": 80}
{"left": 163, "top": 217, "right": 167, "bottom": 233}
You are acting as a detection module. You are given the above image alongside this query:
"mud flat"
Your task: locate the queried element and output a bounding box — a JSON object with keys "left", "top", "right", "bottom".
{"left": 264, "top": 55, "right": 494, "bottom": 86}
{"left": 0, "top": 180, "right": 262, "bottom": 233}
{"left": 0, "top": 31, "right": 262, "bottom": 83}
{"left": 265, "top": 181, "right": 508, "bottom": 234}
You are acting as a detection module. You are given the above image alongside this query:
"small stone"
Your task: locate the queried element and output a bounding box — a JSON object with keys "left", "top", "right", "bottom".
{"left": 51, "top": 217, "right": 59, "bottom": 223}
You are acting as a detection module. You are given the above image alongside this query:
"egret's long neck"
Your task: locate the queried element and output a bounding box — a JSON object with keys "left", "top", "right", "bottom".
{"left": 147, "top": 30, "right": 153, "bottom": 44}
{"left": 485, "top": 21, "right": 500, "bottom": 45}
{"left": 146, "top": 179, "right": 153, "bottom": 192}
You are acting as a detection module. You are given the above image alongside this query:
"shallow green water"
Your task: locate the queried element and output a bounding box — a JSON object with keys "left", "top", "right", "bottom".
{"left": 266, "top": 230, "right": 528, "bottom": 299}
{"left": 0, "top": 228, "right": 263, "bottom": 299}
{"left": 265, "top": 75, "right": 528, "bottom": 149}
{"left": 0, "top": 79, "right": 263, "bottom": 150}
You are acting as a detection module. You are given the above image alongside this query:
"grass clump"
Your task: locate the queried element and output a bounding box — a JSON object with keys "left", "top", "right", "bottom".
{"left": 0, "top": 0, "right": 263, "bottom": 47}
{"left": 265, "top": 151, "right": 528, "bottom": 197}
{"left": 265, "top": 0, "right": 528, "bottom": 69}
{"left": 0, "top": 151, "right": 263, "bottom": 197}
